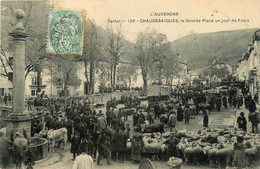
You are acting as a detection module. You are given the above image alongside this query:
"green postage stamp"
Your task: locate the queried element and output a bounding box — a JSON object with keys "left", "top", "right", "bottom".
{"left": 47, "top": 9, "right": 85, "bottom": 56}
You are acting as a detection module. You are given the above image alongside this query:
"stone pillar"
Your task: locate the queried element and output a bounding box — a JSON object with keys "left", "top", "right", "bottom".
{"left": 4, "top": 9, "right": 31, "bottom": 140}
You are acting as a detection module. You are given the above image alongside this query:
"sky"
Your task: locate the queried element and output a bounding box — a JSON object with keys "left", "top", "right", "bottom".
{"left": 63, "top": 0, "right": 260, "bottom": 42}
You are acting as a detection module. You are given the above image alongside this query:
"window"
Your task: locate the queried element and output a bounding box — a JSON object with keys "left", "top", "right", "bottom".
{"left": 57, "top": 78, "right": 62, "bottom": 87}
{"left": 8, "top": 72, "right": 13, "bottom": 81}
{"left": 31, "top": 77, "right": 37, "bottom": 85}
{"left": 0, "top": 88, "right": 4, "bottom": 96}
{"left": 8, "top": 57, "right": 13, "bottom": 66}
{"left": 31, "top": 90, "right": 36, "bottom": 96}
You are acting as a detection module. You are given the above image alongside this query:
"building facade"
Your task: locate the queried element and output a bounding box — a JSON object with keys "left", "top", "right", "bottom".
{"left": 235, "top": 29, "right": 260, "bottom": 103}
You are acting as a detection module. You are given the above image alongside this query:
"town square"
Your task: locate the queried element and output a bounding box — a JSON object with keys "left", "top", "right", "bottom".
{"left": 0, "top": 0, "right": 260, "bottom": 169}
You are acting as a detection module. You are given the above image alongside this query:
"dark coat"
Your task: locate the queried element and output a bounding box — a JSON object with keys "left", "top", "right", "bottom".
{"left": 97, "top": 134, "right": 109, "bottom": 156}
{"left": 222, "top": 96, "right": 227, "bottom": 108}
{"left": 203, "top": 114, "right": 209, "bottom": 128}
{"left": 177, "top": 106, "right": 183, "bottom": 121}
{"left": 154, "top": 104, "right": 160, "bottom": 115}
{"left": 249, "top": 100, "right": 257, "bottom": 113}
{"left": 70, "top": 136, "right": 81, "bottom": 153}
{"left": 131, "top": 133, "right": 143, "bottom": 161}
{"left": 109, "top": 128, "right": 117, "bottom": 151}
{"left": 116, "top": 129, "right": 128, "bottom": 151}
{"left": 237, "top": 115, "right": 247, "bottom": 131}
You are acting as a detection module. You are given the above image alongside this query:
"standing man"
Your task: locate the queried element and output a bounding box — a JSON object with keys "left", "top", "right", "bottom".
{"left": 237, "top": 112, "right": 247, "bottom": 132}
{"left": 96, "top": 111, "right": 107, "bottom": 134}
{"left": 165, "top": 133, "right": 179, "bottom": 159}
{"left": 245, "top": 93, "right": 251, "bottom": 109}
{"left": 72, "top": 144, "right": 94, "bottom": 169}
{"left": 183, "top": 104, "right": 190, "bottom": 125}
{"left": 177, "top": 104, "right": 183, "bottom": 121}
{"left": 254, "top": 92, "right": 258, "bottom": 104}
{"left": 146, "top": 111, "right": 154, "bottom": 125}
{"left": 154, "top": 102, "right": 160, "bottom": 120}
{"left": 222, "top": 95, "right": 228, "bottom": 108}
{"left": 248, "top": 98, "right": 257, "bottom": 113}
{"left": 3, "top": 93, "right": 8, "bottom": 106}
{"left": 203, "top": 110, "right": 209, "bottom": 128}
{"left": 71, "top": 132, "right": 81, "bottom": 160}
{"left": 233, "top": 135, "right": 246, "bottom": 169}
{"left": 248, "top": 98, "right": 257, "bottom": 133}
{"left": 168, "top": 110, "right": 177, "bottom": 132}
{"left": 117, "top": 125, "right": 128, "bottom": 163}
{"left": 96, "top": 130, "right": 111, "bottom": 165}
{"left": 133, "top": 111, "right": 139, "bottom": 127}
{"left": 216, "top": 95, "right": 222, "bottom": 111}
{"left": 106, "top": 108, "right": 112, "bottom": 127}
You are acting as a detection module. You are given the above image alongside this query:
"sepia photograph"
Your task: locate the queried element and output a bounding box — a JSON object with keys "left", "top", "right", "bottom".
{"left": 0, "top": 0, "right": 260, "bottom": 168}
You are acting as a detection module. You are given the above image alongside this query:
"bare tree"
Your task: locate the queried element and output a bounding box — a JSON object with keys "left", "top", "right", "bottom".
{"left": 106, "top": 22, "right": 124, "bottom": 92}
{"left": 0, "top": 1, "right": 50, "bottom": 86}
{"left": 48, "top": 56, "right": 81, "bottom": 107}
{"left": 78, "top": 19, "right": 102, "bottom": 94}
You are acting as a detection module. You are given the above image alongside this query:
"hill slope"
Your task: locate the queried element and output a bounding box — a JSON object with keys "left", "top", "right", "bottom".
{"left": 171, "top": 28, "right": 259, "bottom": 70}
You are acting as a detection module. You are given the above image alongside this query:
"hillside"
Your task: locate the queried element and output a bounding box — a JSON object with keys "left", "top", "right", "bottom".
{"left": 171, "top": 28, "right": 259, "bottom": 70}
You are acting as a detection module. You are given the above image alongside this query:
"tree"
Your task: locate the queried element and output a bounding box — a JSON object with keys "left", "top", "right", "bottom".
{"left": 1, "top": 1, "right": 51, "bottom": 82}
{"left": 117, "top": 64, "right": 138, "bottom": 90}
{"left": 0, "top": 0, "right": 63, "bottom": 90}
{"left": 106, "top": 22, "right": 125, "bottom": 93}
{"left": 161, "top": 53, "right": 181, "bottom": 87}
{"left": 49, "top": 56, "right": 81, "bottom": 106}
{"left": 211, "top": 66, "right": 230, "bottom": 78}
{"left": 78, "top": 19, "right": 102, "bottom": 94}
{"left": 152, "top": 33, "right": 169, "bottom": 84}
{"left": 134, "top": 28, "right": 157, "bottom": 95}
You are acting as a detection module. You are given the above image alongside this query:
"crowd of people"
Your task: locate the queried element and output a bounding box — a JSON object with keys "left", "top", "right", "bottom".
{"left": 1, "top": 84, "right": 260, "bottom": 169}
{"left": 0, "top": 93, "right": 12, "bottom": 106}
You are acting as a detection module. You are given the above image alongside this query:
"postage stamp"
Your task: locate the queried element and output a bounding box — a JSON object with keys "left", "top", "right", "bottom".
{"left": 46, "top": 9, "right": 85, "bottom": 56}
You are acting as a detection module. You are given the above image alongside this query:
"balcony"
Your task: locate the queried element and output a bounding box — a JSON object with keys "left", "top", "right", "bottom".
{"left": 29, "top": 84, "right": 47, "bottom": 88}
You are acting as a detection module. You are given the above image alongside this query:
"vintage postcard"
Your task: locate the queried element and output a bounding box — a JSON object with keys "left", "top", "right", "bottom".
{"left": 0, "top": 0, "right": 260, "bottom": 169}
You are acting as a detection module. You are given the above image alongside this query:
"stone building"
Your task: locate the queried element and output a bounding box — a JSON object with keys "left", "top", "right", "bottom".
{"left": 235, "top": 29, "right": 260, "bottom": 103}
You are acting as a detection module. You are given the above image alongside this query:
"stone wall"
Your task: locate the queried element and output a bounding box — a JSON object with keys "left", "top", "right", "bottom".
{"left": 89, "top": 91, "right": 140, "bottom": 104}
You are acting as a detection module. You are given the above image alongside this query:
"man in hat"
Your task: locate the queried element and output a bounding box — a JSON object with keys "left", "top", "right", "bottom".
{"left": 248, "top": 98, "right": 256, "bottom": 113}
{"left": 203, "top": 110, "right": 209, "bottom": 128}
{"left": 237, "top": 112, "right": 247, "bottom": 132}
{"left": 72, "top": 143, "right": 94, "bottom": 169}
{"left": 168, "top": 110, "right": 177, "bottom": 132}
{"left": 106, "top": 108, "right": 112, "bottom": 127}
{"left": 96, "top": 129, "right": 111, "bottom": 165}
{"left": 0, "top": 129, "right": 12, "bottom": 169}
{"left": 71, "top": 132, "right": 81, "bottom": 160}
{"left": 183, "top": 104, "right": 190, "bottom": 125}
{"left": 116, "top": 125, "right": 128, "bottom": 163}
{"left": 177, "top": 104, "right": 183, "bottom": 121}
{"left": 233, "top": 135, "right": 245, "bottom": 169}
{"left": 154, "top": 102, "right": 161, "bottom": 120}
{"left": 165, "top": 132, "right": 179, "bottom": 159}
{"left": 96, "top": 110, "right": 107, "bottom": 134}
